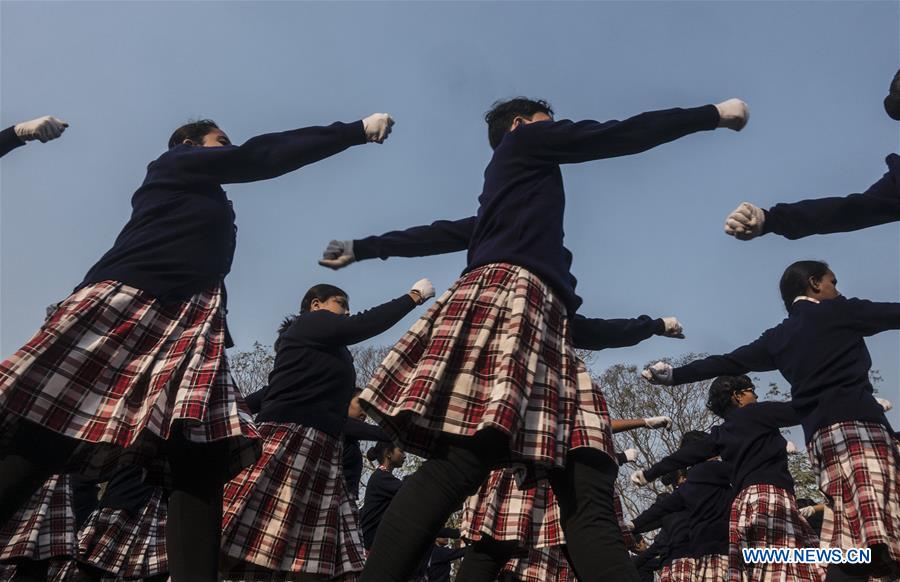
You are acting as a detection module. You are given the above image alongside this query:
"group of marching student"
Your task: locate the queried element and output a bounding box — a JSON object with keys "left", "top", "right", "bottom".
{"left": 0, "top": 66, "right": 899, "bottom": 582}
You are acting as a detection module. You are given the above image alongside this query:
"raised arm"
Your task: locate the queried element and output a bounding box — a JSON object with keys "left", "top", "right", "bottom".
{"left": 838, "top": 297, "right": 900, "bottom": 336}
{"left": 632, "top": 491, "right": 687, "bottom": 534}
{"left": 344, "top": 417, "right": 392, "bottom": 441}
{"left": 644, "top": 332, "right": 776, "bottom": 386}
{"left": 640, "top": 437, "right": 719, "bottom": 484}
{"left": 571, "top": 314, "right": 684, "bottom": 350}
{"left": 1, "top": 116, "right": 68, "bottom": 158}
{"left": 514, "top": 103, "right": 733, "bottom": 165}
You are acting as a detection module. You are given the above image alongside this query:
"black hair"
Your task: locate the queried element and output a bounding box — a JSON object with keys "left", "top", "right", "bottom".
{"left": 680, "top": 430, "right": 709, "bottom": 448}
{"left": 484, "top": 97, "right": 554, "bottom": 150}
{"left": 884, "top": 69, "right": 900, "bottom": 121}
{"left": 167, "top": 119, "right": 220, "bottom": 149}
{"left": 661, "top": 468, "right": 688, "bottom": 487}
{"left": 706, "top": 375, "right": 754, "bottom": 418}
{"left": 300, "top": 284, "right": 348, "bottom": 313}
{"left": 366, "top": 441, "right": 396, "bottom": 464}
{"left": 273, "top": 314, "right": 297, "bottom": 352}
{"left": 779, "top": 260, "right": 830, "bottom": 311}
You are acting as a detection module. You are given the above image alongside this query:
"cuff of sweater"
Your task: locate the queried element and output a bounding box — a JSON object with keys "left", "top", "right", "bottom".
{"left": 345, "top": 120, "right": 368, "bottom": 146}
{"left": 652, "top": 318, "right": 666, "bottom": 335}
{"left": 1, "top": 126, "right": 26, "bottom": 148}
{"left": 353, "top": 236, "right": 382, "bottom": 261}
{"left": 696, "top": 104, "right": 721, "bottom": 131}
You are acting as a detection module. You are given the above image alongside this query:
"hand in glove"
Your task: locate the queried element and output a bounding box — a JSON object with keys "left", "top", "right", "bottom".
{"left": 14, "top": 115, "right": 68, "bottom": 143}
{"left": 876, "top": 397, "right": 893, "bottom": 412}
{"left": 644, "top": 416, "right": 673, "bottom": 430}
{"left": 631, "top": 470, "right": 648, "bottom": 487}
{"left": 362, "top": 113, "right": 394, "bottom": 143}
{"left": 661, "top": 317, "right": 684, "bottom": 339}
{"left": 642, "top": 362, "right": 674, "bottom": 385}
{"left": 319, "top": 240, "right": 355, "bottom": 270}
{"left": 409, "top": 278, "right": 435, "bottom": 304}
{"left": 715, "top": 99, "right": 749, "bottom": 131}
{"left": 799, "top": 505, "right": 819, "bottom": 519}
{"left": 623, "top": 448, "right": 639, "bottom": 463}
{"left": 785, "top": 441, "right": 798, "bottom": 454}
{"left": 724, "top": 202, "right": 765, "bottom": 240}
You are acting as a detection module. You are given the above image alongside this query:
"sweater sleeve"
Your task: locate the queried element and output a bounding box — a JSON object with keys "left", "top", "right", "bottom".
{"left": 753, "top": 401, "right": 802, "bottom": 429}
{"left": 643, "top": 437, "right": 719, "bottom": 482}
{"left": 764, "top": 158, "right": 900, "bottom": 239}
{"left": 672, "top": 332, "right": 777, "bottom": 385}
{"left": 0, "top": 126, "right": 26, "bottom": 158}
{"left": 354, "top": 217, "right": 477, "bottom": 261}
{"left": 242, "top": 386, "right": 269, "bottom": 414}
{"left": 291, "top": 295, "right": 417, "bottom": 347}
{"left": 632, "top": 491, "right": 687, "bottom": 534}
{"left": 838, "top": 297, "right": 900, "bottom": 336}
{"left": 343, "top": 417, "right": 392, "bottom": 441}
{"left": 571, "top": 314, "right": 664, "bottom": 350}
{"left": 165, "top": 121, "right": 367, "bottom": 184}
{"left": 514, "top": 105, "right": 720, "bottom": 165}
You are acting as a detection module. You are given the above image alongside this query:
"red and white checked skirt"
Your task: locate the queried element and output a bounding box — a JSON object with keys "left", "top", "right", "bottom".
{"left": 807, "top": 421, "right": 900, "bottom": 567}
{"left": 77, "top": 488, "right": 168, "bottom": 578}
{"left": 659, "top": 557, "right": 696, "bottom": 582}
{"left": 0, "top": 281, "right": 259, "bottom": 482}
{"left": 694, "top": 554, "right": 729, "bottom": 582}
{"left": 502, "top": 545, "right": 575, "bottom": 582}
{"left": 221, "top": 422, "right": 365, "bottom": 579}
{"left": 729, "top": 483, "right": 824, "bottom": 582}
{"left": 0, "top": 474, "right": 75, "bottom": 562}
{"left": 360, "top": 263, "right": 615, "bottom": 482}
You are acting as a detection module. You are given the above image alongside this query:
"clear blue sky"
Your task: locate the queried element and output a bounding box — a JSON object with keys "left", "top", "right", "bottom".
{"left": 1, "top": 1, "right": 898, "bottom": 429}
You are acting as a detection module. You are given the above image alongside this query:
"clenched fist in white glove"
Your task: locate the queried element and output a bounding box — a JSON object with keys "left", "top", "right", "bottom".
{"left": 715, "top": 99, "right": 749, "bottom": 131}
{"left": 631, "top": 470, "right": 648, "bottom": 487}
{"left": 661, "top": 317, "right": 684, "bottom": 339}
{"left": 409, "top": 278, "right": 435, "bottom": 304}
{"left": 319, "top": 240, "right": 355, "bottom": 270}
{"left": 644, "top": 416, "right": 673, "bottom": 430}
{"left": 785, "top": 441, "right": 798, "bottom": 454}
{"left": 642, "top": 362, "right": 674, "bottom": 385}
{"left": 362, "top": 113, "right": 394, "bottom": 143}
{"left": 624, "top": 448, "right": 639, "bottom": 463}
{"left": 14, "top": 115, "right": 68, "bottom": 143}
{"left": 799, "top": 505, "right": 819, "bottom": 519}
{"left": 724, "top": 202, "right": 766, "bottom": 241}
{"left": 876, "top": 397, "right": 893, "bottom": 412}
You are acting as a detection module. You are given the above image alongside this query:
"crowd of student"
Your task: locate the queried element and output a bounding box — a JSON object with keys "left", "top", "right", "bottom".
{"left": 0, "top": 67, "right": 897, "bottom": 582}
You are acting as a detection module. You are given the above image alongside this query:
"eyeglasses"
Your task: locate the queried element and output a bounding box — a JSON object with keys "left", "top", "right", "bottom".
{"left": 735, "top": 387, "right": 757, "bottom": 396}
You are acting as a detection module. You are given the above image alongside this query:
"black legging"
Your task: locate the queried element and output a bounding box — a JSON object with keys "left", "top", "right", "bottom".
{"left": 0, "top": 420, "right": 226, "bottom": 582}
{"left": 359, "top": 431, "right": 639, "bottom": 582}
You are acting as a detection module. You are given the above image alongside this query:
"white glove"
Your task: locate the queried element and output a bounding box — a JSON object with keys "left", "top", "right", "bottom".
{"left": 715, "top": 99, "right": 749, "bottom": 131}
{"left": 785, "top": 441, "right": 798, "bottom": 454}
{"left": 799, "top": 505, "right": 817, "bottom": 519}
{"left": 362, "top": 113, "right": 394, "bottom": 143}
{"left": 624, "top": 520, "right": 635, "bottom": 531}
{"left": 641, "top": 362, "right": 674, "bottom": 385}
{"left": 644, "top": 416, "right": 673, "bottom": 430}
{"left": 661, "top": 317, "right": 684, "bottom": 339}
{"left": 724, "top": 202, "right": 766, "bottom": 241}
{"left": 631, "top": 470, "right": 648, "bottom": 487}
{"left": 410, "top": 278, "right": 435, "bottom": 303}
{"left": 876, "top": 397, "right": 893, "bottom": 412}
{"left": 318, "top": 240, "right": 355, "bottom": 270}
{"left": 624, "top": 448, "right": 639, "bottom": 463}
{"left": 14, "top": 115, "right": 68, "bottom": 143}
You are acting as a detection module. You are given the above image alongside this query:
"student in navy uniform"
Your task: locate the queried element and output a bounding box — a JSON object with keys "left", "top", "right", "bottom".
{"left": 320, "top": 96, "right": 748, "bottom": 581}
{"left": 360, "top": 441, "right": 408, "bottom": 552}
{"left": 724, "top": 69, "right": 900, "bottom": 242}
{"left": 426, "top": 534, "right": 466, "bottom": 582}
{"left": 631, "top": 471, "right": 692, "bottom": 582}
{"left": 345, "top": 389, "right": 392, "bottom": 501}
{"left": 221, "top": 281, "right": 432, "bottom": 580}
{"left": 643, "top": 261, "right": 900, "bottom": 581}
{"left": 0, "top": 112, "right": 394, "bottom": 582}
{"left": 633, "top": 375, "right": 824, "bottom": 582}
{"left": 0, "top": 115, "right": 67, "bottom": 157}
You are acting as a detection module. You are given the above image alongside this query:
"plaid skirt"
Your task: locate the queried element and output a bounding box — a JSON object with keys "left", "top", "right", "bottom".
{"left": 659, "top": 557, "right": 696, "bottom": 582}
{"left": 0, "top": 474, "right": 75, "bottom": 561}
{"left": 729, "top": 484, "right": 824, "bottom": 582}
{"left": 501, "top": 546, "right": 574, "bottom": 582}
{"left": 695, "top": 554, "right": 729, "bottom": 582}
{"left": 0, "top": 281, "right": 259, "bottom": 482}
{"left": 807, "top": 421, "right": 900, "bottom": 566}
{"left": 221, "top": 422, "right": 365, "bottom": 578}
{"left": 360, "top": 263, "right": 615, "bottom": 483}
{"left": 77, "top": 488, "right": 168, "bottom": 578}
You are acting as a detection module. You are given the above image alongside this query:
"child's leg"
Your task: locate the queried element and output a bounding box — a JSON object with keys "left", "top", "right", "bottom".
{"left": 360, "top": 429, "right": 508, "bottom": 582}
{"left": 549, "top": 448, "right": 640, "bottom": 582}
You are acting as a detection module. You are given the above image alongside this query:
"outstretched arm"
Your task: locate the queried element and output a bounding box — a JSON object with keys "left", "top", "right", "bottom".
{"left": 632, "top": 491, "right": 687, "bottom": 534}
{"left": 641, "top": 437, "right": 719, "bottom": 484}
{"left": 643, "top": 332, "right": 776, "bottom": 386}
{"left": 571, "top": 314, "right": 683, "bottom": 350}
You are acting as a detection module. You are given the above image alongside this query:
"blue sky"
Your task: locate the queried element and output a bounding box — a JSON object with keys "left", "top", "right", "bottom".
{"left": 1, "top": 1, "right": 898, "bottom": 429}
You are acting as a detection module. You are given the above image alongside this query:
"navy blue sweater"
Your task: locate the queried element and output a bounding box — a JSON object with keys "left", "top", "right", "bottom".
{"left": 632, "top": 492, "right": 691, "bottom": 565}
{"left": 672, "top": 297, "right": 898, "bottom": 441}
{"left": 634, "top": 461, "right": 732, "bottom": 558}
{"left": 257, "top": 296, "right": 416, "bottom": 437}
{"left": 763, "top": 154, "right": 900, "bottom": 239}
{"left": 360, "top": 468, "right": 403, "bottom": 549}
{"left": 357, "top": 105, "right": 720, "bottom": 314}
{"left": 0, "top": 126, "right": 25, "bottom": 158}
{"left": 80, "top": 121, "right": 366, "bottom": 303}
{"left": 644, "top": 402, "right": 799, "bottom": 494}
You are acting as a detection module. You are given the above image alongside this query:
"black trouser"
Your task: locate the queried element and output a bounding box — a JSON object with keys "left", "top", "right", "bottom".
{"left": 0, "top": 420, "right": 225, "bottom": 582}
{"left": 359, "top": 432, "right": 639, "bottom": 582}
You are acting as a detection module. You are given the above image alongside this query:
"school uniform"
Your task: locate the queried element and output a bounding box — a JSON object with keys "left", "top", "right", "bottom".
{"left": 0, "top": 120, "right": 369, "bottom": 484}
{"left": 221, "top": 297, "right": 415, "bottom": 579}
{"left": 670, "top": 297, "right": 900, "bottom": 573}
{"left": 632, "top": 493, "right": 691, "bottom": 582}
{"left": 0, "top": 127, "right": 25, "bottom": 158}
{"left": 343, "top": 417, "right": 391, "bottom": 501}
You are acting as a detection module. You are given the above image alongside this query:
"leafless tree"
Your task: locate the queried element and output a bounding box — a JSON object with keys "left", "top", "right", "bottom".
{"left": 229, "top": 342, "right": 275, "bottom": 397}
